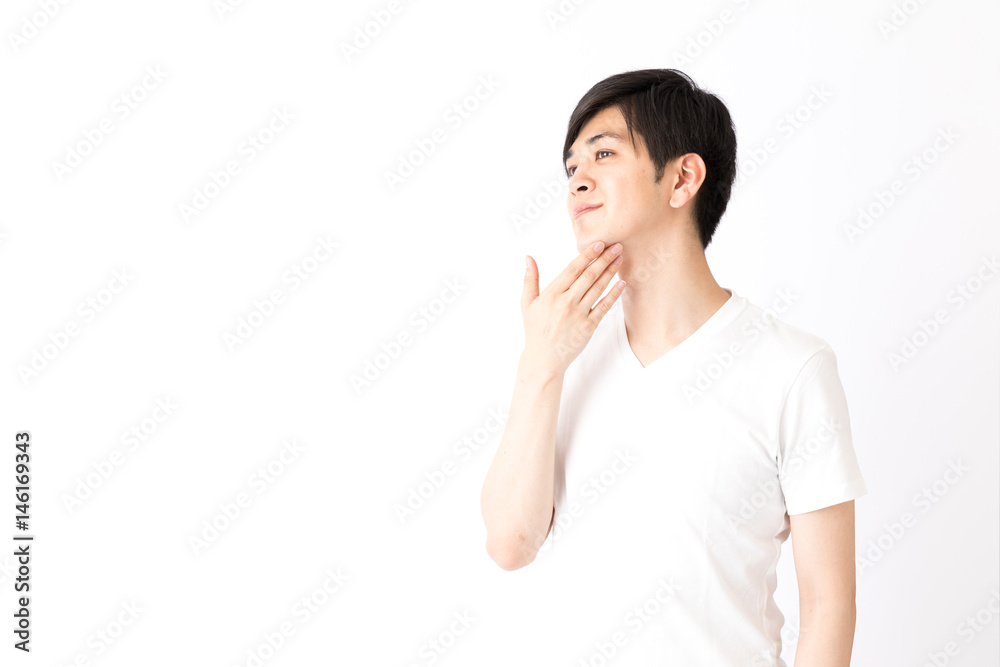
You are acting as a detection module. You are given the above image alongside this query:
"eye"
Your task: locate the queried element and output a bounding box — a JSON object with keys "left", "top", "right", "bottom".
{"left": 566, "top": 150, "right": 613, "bottom": 177}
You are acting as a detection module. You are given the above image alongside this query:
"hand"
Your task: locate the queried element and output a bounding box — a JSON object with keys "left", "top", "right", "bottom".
{"left": 520, "top": 241, "right": 625, "bottom": 378}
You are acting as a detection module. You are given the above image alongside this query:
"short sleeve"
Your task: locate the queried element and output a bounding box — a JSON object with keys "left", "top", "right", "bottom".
{"left": 777, "top": 344, "right": 869, "bottom": 515}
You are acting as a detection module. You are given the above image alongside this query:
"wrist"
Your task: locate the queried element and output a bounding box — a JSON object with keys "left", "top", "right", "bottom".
{"left": 517, "top": 350, "right": 563, "bottom": 388}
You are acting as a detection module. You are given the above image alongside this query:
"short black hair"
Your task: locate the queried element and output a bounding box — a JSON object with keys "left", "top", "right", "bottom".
{"left": 563, "top": 69, "right": 737, "bottom": 250}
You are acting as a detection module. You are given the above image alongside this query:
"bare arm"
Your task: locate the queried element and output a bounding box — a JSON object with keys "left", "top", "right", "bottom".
{"left": 790, "top": 500, "right": 858, "bottom": 666}
{"left": 480, "top": 241, "right": 625, "bottom": 571}
{"left": 479, "top": 354, "right": 563, "bottom": 571}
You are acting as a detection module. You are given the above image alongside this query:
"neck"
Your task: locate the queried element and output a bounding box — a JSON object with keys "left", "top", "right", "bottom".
{"left": 616, "top": 225, "right": 730, "bottom": 359}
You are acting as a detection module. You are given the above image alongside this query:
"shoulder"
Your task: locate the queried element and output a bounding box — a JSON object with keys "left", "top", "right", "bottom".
{"left": 733, "top": 295, "right": 841, "bottom": 391}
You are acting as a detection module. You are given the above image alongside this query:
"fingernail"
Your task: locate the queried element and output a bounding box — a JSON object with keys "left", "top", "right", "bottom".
{"left": 593, "top": 242, "right": 604, "bottom": 253}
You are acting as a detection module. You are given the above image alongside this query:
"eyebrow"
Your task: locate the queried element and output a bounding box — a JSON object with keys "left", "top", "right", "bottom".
{"left": 564, "top": 131, "right": 626, "bottom": 165}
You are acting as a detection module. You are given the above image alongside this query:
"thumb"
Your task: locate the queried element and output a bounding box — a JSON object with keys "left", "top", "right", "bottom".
{"left": 521, "top": 255, "right": 539, "bottom": 309}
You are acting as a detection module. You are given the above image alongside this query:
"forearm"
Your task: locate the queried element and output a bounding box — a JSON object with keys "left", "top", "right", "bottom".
{"left": 480, "top": 352, "right": 564, "bottom": 570}
{"left": 793, "top": 597, "right": 857, "bottom": 667}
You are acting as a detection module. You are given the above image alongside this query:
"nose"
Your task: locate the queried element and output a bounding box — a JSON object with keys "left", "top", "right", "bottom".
{"left": 568, "top": 167, "right": 593, "bottom": 194}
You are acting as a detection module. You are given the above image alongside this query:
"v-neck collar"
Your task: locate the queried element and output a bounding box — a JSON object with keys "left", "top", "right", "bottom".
{"left": 615, "top": 288, "right": 746, "bottom": 373}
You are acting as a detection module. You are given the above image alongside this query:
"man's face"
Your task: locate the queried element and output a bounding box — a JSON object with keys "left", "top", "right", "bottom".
{"left": 564, "top": 105, "right": 668, "bottom": 253}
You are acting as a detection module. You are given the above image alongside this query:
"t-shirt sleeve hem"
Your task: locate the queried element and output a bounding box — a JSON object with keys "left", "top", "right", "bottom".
{"left": 785, "top": 479, "right": 869, "bottom": 516}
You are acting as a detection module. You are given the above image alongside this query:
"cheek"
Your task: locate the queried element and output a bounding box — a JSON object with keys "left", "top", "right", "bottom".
{"left": 629, "top": 185, "right": 658, "bottom": 212}
{"left": 615, "top": 187, "right": 644, "bottom": 215}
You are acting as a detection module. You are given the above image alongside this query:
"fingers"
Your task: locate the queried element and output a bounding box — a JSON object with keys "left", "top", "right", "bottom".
{"left": 566, "top": 242, "right": 622, "bottom": 303}
{"left": 521, "top": 255, "right": 539, "bottom": 311}
{"left": 579, "top": 252, "right": 623, "bottom": 308}
{"left": 588, "top": 271, "right": 625, "bottom": 323}
{"left": 549, "top": 241, "right": 609, "bottom": 296}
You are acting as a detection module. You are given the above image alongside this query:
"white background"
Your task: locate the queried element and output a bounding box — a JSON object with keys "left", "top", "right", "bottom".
{"left": 1, "top": 0, "right": 997, "bottom": 665}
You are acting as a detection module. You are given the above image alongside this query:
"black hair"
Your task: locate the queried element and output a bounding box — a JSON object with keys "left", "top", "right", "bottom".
{"left": 563, "top": 69, "right": 737, "bottom": 249}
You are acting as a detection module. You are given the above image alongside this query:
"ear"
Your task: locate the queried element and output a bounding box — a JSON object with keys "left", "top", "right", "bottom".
{"left": 667, "top": 153, "right": 707, "bottom": 209}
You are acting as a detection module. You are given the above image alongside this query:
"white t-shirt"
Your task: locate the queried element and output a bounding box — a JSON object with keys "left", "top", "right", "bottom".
{"left": 536, "top": 287, "right": 868, "bottom": 666}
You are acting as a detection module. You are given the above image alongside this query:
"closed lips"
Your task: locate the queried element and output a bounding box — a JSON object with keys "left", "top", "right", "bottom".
{"left": 574, "top": 204, "right": 602, "bottom": 218}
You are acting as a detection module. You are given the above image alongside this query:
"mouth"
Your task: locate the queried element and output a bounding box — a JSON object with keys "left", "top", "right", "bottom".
{"left": 573, "top": 204, "right": 603, "bottom": 220}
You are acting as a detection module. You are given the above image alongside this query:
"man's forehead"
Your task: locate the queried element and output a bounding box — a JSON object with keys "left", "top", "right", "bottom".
{"left": 572, "top": 128, "right": 625, "bottom": 147}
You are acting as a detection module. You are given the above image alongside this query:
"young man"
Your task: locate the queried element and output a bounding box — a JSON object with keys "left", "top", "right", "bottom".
{"left": 480, "top": 69, "right": 868, "bottom": 665}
